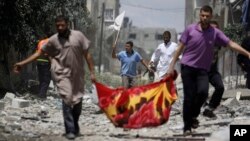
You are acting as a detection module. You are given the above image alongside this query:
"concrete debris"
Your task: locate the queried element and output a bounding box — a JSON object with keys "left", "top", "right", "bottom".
{"left": 0, "top": 87, "right": 250, "bottom": 140}
{"left": 11, "top": 99, "right": 30, "bottom": 108}
{"left": 0, "top": 101, "right": 4, "bottom": 111}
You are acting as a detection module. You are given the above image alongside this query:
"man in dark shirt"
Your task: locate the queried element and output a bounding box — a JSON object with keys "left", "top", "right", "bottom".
{"left": 238, "top": 33, "right": 250, "bottom": 89}
{"left": 203, "top": 21, "right": 224, "bottom": 118}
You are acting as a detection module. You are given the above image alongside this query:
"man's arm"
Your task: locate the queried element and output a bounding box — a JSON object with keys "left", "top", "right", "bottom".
{"left": 83, "top": 49, "right": 96, "bottom": 82}
{"left": 13, "top": 51, "right": 42, "bottom": 73}
{"left": 141, "top": 59, "right": 153, "bottom": 72}
{"left": 149, "top": 47, "right": 160, "bottom": 66}
{"left": 228, "top": 40, "right": 250, "bottom": 59}
{"left": 112, "top": 44, "right": 117, "bottom": 59}
{"left": 167, "top": 42, "right": 185, "bottom": 76}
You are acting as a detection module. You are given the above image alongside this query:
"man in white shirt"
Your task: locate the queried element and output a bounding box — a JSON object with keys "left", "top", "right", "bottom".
{"left": 149, "top": 31, "right": 178, "bottom": 81}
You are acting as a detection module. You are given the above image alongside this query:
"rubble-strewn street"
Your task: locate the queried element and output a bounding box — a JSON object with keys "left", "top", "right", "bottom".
{"left": 1, "top": 82, "right": 250, "bottom": 141}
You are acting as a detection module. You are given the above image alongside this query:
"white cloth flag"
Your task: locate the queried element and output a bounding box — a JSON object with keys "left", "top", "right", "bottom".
{"left": 108, "top": 11, "right": 125, "bottom": 31}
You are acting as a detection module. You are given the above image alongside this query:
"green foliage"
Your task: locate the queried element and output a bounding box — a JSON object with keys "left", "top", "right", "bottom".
{"left": 0, "top": 0, "right": 96, "bottom": 92}
{"left": 0, "top": 0, "right": 93, "bottom": 55}
{"left": 223, "top": 23, "right": 244, "bottom": 44}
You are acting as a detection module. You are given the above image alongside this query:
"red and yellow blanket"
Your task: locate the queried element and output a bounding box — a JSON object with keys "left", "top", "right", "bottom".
{"left": 95, "top": 74, "right": 178, "bottom": 129}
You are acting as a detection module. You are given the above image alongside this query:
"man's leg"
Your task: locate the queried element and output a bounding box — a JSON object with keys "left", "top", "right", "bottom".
{"left": 208, "top": 71, "right": 224, "bottom": 109}
{"left": 72, "top": 99, "right": 82, "bottom": 135}
{"left": 246, "top": 70, "right": 250, "bottom": 89}
{"left": 37, "top": 63, "right": 51, "bottom": 98}
{"left": 181, "top": 65, "right": 197, "bottom": 132}
{"left": 193, "top": 69, "right": 209, "bottom": 118}
{"left": 62, "top": 101, "right": 76, "bottom": 137}
{"left": 128, "top": 77, "right": 136, "bottom": 88}
{"left": 122, "top": 75, "right": 129, "bottom": 88}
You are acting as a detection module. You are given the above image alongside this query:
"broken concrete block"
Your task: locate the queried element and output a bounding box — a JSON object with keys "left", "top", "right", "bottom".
{"left": 0, "top": 101, "right": 4, "bottom": 110}
{"left": 236, "top": 91, "right": 241, "bottom": 101}
{"left": 4, "top": 116, "right": 21, "bottom": 122}
{"left": 11, "top": 99, "right": 30, "bottom": 108}
{"left": 4, "top": 92, "right": 15, "bottom": 101}
{"left": 221, "top": 98, "right": 240, "bottom": 107}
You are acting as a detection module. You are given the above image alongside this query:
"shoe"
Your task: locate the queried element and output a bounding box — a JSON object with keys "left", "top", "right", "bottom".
{"left": 203, "top": 109, "right": 217, "bottom": 118}
{"left": 191, "top": 118, "right": 199, "bottom": 129}
{"left": 183, "top": 129, "right": 192, "bottom": 136}
{"left": 65, "top": 133, "right": 76, "bottom": 140}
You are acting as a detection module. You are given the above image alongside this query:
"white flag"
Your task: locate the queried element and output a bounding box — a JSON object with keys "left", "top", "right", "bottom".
{"left": 108, "top": 11, "right": 125, "bottom": 31}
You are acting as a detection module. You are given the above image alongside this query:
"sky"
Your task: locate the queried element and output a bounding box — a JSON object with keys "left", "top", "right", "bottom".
{"left": 120, "top": 0, "right": 186, "bottom": 33}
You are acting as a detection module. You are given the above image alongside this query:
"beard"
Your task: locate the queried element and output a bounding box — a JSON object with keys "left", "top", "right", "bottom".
{"left": 58, "top": 29, "right": 70, "bottom": 39}
{"left": 200, "top": 20, "right": 210, "bottom": 29}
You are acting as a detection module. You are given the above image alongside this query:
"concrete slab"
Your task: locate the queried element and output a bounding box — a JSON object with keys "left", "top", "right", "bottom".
{"left": 222, "top": 88, "right": 250, "bottom": 100}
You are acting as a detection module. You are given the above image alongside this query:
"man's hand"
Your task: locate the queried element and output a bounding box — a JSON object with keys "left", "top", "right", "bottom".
{"left": 13, "top": 63, "right": 23, "bottom": 73}
{"left": 164, "top": 65, "right": 176, "bottom": 79}
{"left": 147, "top": 67, "right": 155, "bottom": 73}
{"left": 90, "top": 72, "right": 96, "bottom": 83}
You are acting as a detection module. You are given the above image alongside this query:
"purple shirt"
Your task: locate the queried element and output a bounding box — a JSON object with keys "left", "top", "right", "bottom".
{"left": 180, "top": 23, "right": 230, "bottom": 71}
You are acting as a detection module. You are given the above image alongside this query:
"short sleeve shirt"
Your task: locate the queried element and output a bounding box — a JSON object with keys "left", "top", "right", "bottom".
{"left": 180, "top": 23, "right": 230, "bottom": 71}
{"left": 117, "top": 50, "right": 142, "bottom": 77}
{"left": 42, "top": 30, "right": 90, "bottom": 105}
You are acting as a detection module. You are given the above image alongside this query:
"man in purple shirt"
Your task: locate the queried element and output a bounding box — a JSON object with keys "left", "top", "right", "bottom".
{"left": 167, "top": 5, "right": 250, "bottom": 135}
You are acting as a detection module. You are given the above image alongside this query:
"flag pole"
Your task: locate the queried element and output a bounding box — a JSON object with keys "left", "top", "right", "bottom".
{"left": 114, "top": 29, "right": 121, "bottom": 45}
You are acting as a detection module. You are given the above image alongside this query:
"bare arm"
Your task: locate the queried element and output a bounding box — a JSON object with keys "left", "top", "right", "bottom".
{"left": 83, "top": 49, "right": 96, "bottom": 82}
{"left": 13, "top": 51, "right": 42, "bottom": 73}
{"left": 112, "top": 44, "right": 117, "bottom": 59}
{"left": 167, "top": 42, "right": 185, "bottom": 76}
{"left": 228, "top": 40, "right": 250, "bottom": 58}
{"left": 141, "top": 59, "right": 153, "bottom": 72}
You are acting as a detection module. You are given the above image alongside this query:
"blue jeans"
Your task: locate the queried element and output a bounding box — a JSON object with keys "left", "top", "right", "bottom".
{"left": 62, "top": 99, "right": 82, "bottom": 134}
{"left": 181, "top": 65, "right": 209, "bottom": 131}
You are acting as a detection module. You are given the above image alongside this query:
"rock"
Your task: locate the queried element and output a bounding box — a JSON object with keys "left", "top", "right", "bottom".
{"left": 11, "top": 98, "right": 30, "bottom": 108}
{"left": 207, "top": 127, "right": 229, "bottom": 141}
{"left": 221, "top": 98, "right": 240, "bottom": 107}
{"left": 0, "top": 101, "right": 4, "bottom": 110}
{"left": 3, "top": 92, "right": 15, "bottom": 102}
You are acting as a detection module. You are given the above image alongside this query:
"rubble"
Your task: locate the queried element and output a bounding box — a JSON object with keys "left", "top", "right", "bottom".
{"left": 0, "top": 86, "right": 250, "bottom": 141}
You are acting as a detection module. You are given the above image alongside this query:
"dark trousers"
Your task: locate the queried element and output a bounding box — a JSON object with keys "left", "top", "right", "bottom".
{"left": 208, "top": 71, "right": 224, "bottom": 109}
{"left": 62, "top": 99, "right": 82, "bottom": 134}
{"left": 246, "top": 68, "right": 250, "bottom": 89}
{"left": 121, "top": 75, "right": 135, "bottom": 88}
{"left": 181, "top": 65, "right": 209, "bottom": 130}
{"left": 37, "top": 62, "right": 51, "bottom": 97}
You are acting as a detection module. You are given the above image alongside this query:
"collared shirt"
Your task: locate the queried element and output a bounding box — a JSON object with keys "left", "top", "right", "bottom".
{"left": 42, "top": 30, "right": 90, "bottom": 105}
{"left": 117, "top": 50, "right": 142, "bottom": 77}
{"left": 150, "top": 42, "right": 178, "bottom": 78}
{"left": 180, "top": 23, "right": 230, "bottom": 71}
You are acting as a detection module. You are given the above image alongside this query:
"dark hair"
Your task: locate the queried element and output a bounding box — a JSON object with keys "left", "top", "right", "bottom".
{"left": 200, "top": 5, "right": 213, "bottom": 14}
{"left": 126, "top": 41, "right": 133, "bottom": 47}
{"left": 55, "top": 15, "right": 69, "bottom": 23}
{"left": 163, "top": 31, "right": 171, "bottom": 38}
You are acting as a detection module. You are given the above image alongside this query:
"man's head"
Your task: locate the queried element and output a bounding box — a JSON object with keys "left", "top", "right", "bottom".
{"left": 125, "top": 41, "right": 133, "bottom": 53}
{"left": 55, "top": 15, "right": 70, "bottom": 37}
{"left": 199, "top": 5, "right": 213, "bottom": 28}
{"left": 163, "top": 31, "right": 171, "bottom": 44}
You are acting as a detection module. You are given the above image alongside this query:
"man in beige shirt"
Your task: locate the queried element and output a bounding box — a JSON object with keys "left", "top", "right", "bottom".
{"left": 14, "top": 15, "right": 96, "bottom": 140}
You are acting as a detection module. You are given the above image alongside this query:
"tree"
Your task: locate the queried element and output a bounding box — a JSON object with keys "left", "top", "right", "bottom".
{"left": 0, "top": 0, "right": 95, "bottom": 96}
